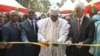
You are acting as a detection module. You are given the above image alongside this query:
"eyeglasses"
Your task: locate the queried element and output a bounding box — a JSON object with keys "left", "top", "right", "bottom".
{"left": 28, "top": 12, "right": 34, "bottom": 14}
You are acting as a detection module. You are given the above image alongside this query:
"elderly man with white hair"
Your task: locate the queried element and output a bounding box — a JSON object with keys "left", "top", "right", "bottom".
{"left": 37, "top": 5, "right": 70, "bottom": 56}
{"left": 66, "top": 1, "right": 95, "bottom": 56}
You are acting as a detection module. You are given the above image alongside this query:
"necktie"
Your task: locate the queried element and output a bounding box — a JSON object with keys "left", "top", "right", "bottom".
{"left": 15, "top": 23, "right": 19, "bottom": 30}
{"left": 31, "top": 21, "right": 34, "bottom": 27}
{"left": 31, "top": 20, "right": 36, "bottom": 34}
{"left": 78, "top": 19, "right": 81, "bottom": 34}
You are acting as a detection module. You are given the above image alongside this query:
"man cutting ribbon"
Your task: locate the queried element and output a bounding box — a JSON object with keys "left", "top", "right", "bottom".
{"left": 37, "top": 5, "right": 70, "bottom": 56}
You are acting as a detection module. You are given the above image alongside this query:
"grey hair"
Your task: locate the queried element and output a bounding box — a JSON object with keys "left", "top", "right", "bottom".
{"left": 74, "top": 1, "right": 84, "bottom": 10}
{"left": 9, "top": 10, "right": 18, "bottom": 15}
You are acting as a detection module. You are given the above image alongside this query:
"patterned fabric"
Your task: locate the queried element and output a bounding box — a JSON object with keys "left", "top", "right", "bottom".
{"left": 94, "top": 21, "right": 100, "bottom": 56}
{"left": 38, "top": 17, "right": 70, "bottom": 56}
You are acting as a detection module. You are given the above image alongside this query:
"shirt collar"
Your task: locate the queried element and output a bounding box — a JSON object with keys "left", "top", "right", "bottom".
{"left": 49, "top": 17, "right": 59, "bottom": 23}
{"left": 27, "top": 18, "right": 36, "bottom": 25}
{"left": 13, "top": 22, "right": 18, "bottom": 25}
{"left": 78, "top": 14, "right": 84, "bottom": 22}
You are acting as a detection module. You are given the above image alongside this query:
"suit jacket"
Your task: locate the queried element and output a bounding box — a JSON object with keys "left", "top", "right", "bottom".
{"left": 2, "top": 21, "right": 23, "bottom": 56}
{"left": 67, "top": 16, "right": 95, "bottom": 56}
{"left": 0, "top": 23, "right": 3, "bottom": 42}
{"left": 20, "top": 19, "right": 40, "bottom": 56}
{"left": 0, "top": 23, "right": 5, "bottom": 56}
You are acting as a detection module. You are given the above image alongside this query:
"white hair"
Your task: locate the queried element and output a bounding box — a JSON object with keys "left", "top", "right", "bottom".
{"left": 9, "top": 10, "right": 18, "bottom": 15}
{"left": 74, "top": 2, "right": 84, "bottom": 10}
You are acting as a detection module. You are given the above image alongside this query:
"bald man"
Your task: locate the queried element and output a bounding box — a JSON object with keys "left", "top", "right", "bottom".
{"left": 2, "top": 10, "right": 23, "bottom": 56}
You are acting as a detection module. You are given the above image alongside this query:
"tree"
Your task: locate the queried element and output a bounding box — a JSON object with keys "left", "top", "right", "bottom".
{"left": 61, "top": 0, "right": 66, "bottom": 6}
{"left": 16, "top": 0, "right": 29, "bottom": 8}
{"left": 87, "top": 0, "right": 92, "bottom": 2}
{"left": 17, "top": 0, "right": 51, "bottom": 12}
{"left": 38, "top": 0, "right": 51, "bottom": 12}
{"left": 57, "top": 3, "right": 62, "bottom": 7}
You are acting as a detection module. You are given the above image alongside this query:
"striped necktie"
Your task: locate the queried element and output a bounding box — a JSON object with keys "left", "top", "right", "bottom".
{"left": 78, "top": 19, "right": 81, "bottom": 34}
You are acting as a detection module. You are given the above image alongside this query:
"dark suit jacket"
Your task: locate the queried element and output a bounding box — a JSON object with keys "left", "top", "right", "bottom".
{"left": 0, "top": 23, "right": 3, "bottom": 42}
{"left": 2, "top": 21, "right": 23, "bottom": 56}
{"left": 20, "top": 19, "right": 40, "bottom": 56}
{"left": 0, "top": 23, "right": 5, "bottom": 56}
{"left": 67, "top": 16, "right": 95, "bottom": 56}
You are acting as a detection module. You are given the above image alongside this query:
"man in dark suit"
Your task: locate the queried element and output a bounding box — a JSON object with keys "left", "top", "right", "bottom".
{"left": 20, "top": 9, "right": 40, "bottom": 56}
{"left": 0, "top": 13, "right": 5, "bottom": 56}
{"left": 66, "top": 2, "right": 95, "bottom": 56}
{"left": 2, "top": 10, "right": 23, "bottom": 56}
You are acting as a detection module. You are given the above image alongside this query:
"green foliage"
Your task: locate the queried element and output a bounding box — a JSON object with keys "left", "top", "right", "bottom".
{"left": 16, "top": 0, "right": 92, "bottom": 12}
{"left": 91, "top": 6, "right": 96, "bottom": 13}
{"left": 16, "top": 0, "right": 51, "bottom": 12}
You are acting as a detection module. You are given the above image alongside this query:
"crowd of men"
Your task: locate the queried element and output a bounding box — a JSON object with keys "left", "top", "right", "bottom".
{"left": 0, "top": 1, "right": 100, "bottom": 56}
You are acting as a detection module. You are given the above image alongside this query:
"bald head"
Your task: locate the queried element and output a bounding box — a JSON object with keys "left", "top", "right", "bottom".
{"left": 9, "top": 10, "right": 18, "bottom": 15}
{"left": 9, "top": 10, "right": 18, "bottom": 23}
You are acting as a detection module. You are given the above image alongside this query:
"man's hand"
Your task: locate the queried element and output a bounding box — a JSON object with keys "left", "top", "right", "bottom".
{"left": 41, "top": 40, "right": 49, "bottom": 47}
{"left": 52, "top": 43, "right": 58, "bottom": 47}
{"left": 0, "top": 43, "right": 6, "bottom": 49}
{"left": 6, "top": 43, "right": 12, "bottom": 49}
{"left": 26, "top": 44, "right": 32, "bottom": 47}
{"left": 76, "top": 42, "right": 83, "bottom": 48}
{"left": 25, "top": 41, "right": 32, "bottom": 47}
{"left": 66, "top": 40, "right": 72, "bottom": 46}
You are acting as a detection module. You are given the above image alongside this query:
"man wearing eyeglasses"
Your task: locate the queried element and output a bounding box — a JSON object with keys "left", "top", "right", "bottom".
{"left": 20, "top": 8, "right": 40, "bottom": 56}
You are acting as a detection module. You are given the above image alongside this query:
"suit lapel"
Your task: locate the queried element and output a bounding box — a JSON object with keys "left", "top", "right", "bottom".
{"left": 25, "top": 19, "right": 38, "bottom": 35}
{"left": 25, "top": 20, "right": 36, "bottom": 34}
{"left": 25, "top": 20, "right": 32, "bottom": 29}
{"left": 78, "top": 16, "right": 87, "bottom": 38}
{"left": 8, "top": 21, "right": 15, "bottom": 29}
{"left": 72, "top": 19, "right": 78, "bottom": 41}
{"left": 74, "top": 19, "right": 78, "bottom": 38}
{"left": 9, "top": 21, "right": 13, "bottom": 26}
{"left": 9, "top": 21, "right": 20, "bottom": 31}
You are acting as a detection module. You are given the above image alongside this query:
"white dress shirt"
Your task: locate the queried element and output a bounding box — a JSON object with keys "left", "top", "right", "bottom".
{"left": 28, "top": 18, "right": 36, "bottom": 32}
{"left": 77, "top": 15, "right": 85, "bottom": 25}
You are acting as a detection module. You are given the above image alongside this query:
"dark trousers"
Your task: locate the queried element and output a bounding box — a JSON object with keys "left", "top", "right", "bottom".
{"left": 66, "top": 46, "right": 72, "bottom": 56}
{"left": 66, "top": 46, "right": 93, "bottom": 56}
{"left": 23, "top": 45, "right": 40, "bottom": 56}
{"left": 0, "top": 49, "right": 5, "bottom": 56}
